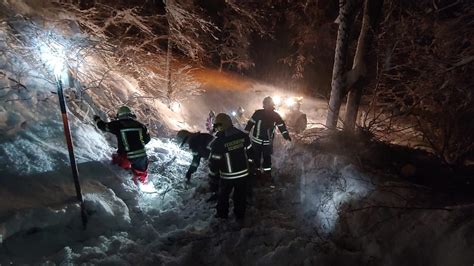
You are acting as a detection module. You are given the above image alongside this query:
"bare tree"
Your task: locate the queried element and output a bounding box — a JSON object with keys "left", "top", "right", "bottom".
{"left": 326, "top": 0, "right": 361, "bottom": 129}
{"left": 162, "top": 0, "right": 217, "bottom": 105}
{"left": 277, "top": 0, "right": 337, "bottom": 80}
{"left": 343, "top": 0, "right": 384, "bottom": 132}
{"left": 359, "top": 0, "right": 474, "bottom": 165}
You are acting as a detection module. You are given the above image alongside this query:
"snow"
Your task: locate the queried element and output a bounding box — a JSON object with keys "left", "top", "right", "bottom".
{"left": 0, "top": 113, "right": 360, "bottom": 265}
{"left": 0, "top": 2, "right": 473, "bottom": 265}
{"left": 1, "top": 85, "right": 473, "bottom": 266}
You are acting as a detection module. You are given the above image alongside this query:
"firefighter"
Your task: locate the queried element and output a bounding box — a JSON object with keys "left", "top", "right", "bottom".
{"left": 94, "top": 106, "right": 151, "bottom": 185}
{"left": 209, "top": 113, "right": 253, "bottom": 219}
{"left": 206, "top": 110, "right": 216, "bottom": 134}
{"left": 244, "top": 96, "right": 291, "bottom": 182}
{"left": 232, "top": 106, "right": 247, "bottom": 130}
{"left": 175, "top": 130, "right": 218, "bottom": 196}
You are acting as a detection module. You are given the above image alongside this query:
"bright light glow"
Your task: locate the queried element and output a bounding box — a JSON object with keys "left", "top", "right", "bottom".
{"left": 139, "top": 182, "right": 157, "bottom": 193}
{"left": 277, "top": 109, "right": 286, "bottom": 119}
{"left": 147, "top": 138, "right": 180, "bottom": 152}
{"left": 232, "top": 111, "right": 237, "bottom": 116}
{"left": 285, "top": 97, "right": 295, "bottom": 107}
{"left": 273, "top": 95, "right": 282, "bottom": 105}
{"left": 38, "top": 41, "right": 66, "bottom": 77}
{"left": 170, "top": 101, "right": 181, "bottom": 112}
{"left": 146, "top": 138, "right": 193, "bottom": 166}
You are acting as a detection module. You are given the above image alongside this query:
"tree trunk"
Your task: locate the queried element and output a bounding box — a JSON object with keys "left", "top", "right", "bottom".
{"left": 166, "top": 36, "right": 173, "bottom": 105}
{"left": 164, "top": 0, "right": 174, "bottom": 106}
{"left": 344, "top": 0, "right": 384, "bottom": 131}
{"left": 344, "top": 79, "right": 364, "bottom": 130}
{"left": 325, "top": 0, "right": 359, "bottom": 129}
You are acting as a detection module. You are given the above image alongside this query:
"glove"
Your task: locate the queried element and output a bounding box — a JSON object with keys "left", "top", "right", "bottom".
{"left": 93, "top": 115, "right": 101, "bottom": 122}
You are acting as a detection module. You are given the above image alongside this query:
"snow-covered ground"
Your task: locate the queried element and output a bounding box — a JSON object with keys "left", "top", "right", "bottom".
{"left": 1, "top": 1, "right": 473, "bottom": 264}
{"left": 1, "top": 110, "right": 473, "bottom": 265}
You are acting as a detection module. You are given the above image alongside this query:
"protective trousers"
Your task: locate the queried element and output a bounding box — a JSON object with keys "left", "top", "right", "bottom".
{"left": 209, "top": 174, "right": 219, "bottom": 193}
{"left": 217, "top": 176, "right": 248, "bottom": 219}
{"left": 251, "top": 141, "right": 273, "bottom": 173}
{"left": 112, "top": 153, "right": 149, "bottom": 184}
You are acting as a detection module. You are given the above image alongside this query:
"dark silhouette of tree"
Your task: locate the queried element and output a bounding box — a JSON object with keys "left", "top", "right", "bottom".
{"left": 326, "top": 0, "right": 361, "bottom": 129}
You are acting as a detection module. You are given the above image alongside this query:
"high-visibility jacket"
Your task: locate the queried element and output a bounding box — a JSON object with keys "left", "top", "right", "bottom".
{"left": 96, "top": 118, "right": 150, "bottom": 159}
{"left": 244, "top": 109, "right": 290, "bottom": 145}
{"left": 187, "top": 132, "right": 214, "bottom": 174}
{"left": 208, "top": 127, "right": 253, "bottom": 180}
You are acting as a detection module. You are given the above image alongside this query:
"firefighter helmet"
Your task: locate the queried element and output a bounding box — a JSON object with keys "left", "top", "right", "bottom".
{"left": 176, "top": 129, "right": 191, "bottom": 147}
{"left": 263, "top": 96, "right": 275, "bottom": 109}
{"left": 214, "top": 113, "right": 233, "bottom": 131}
{"left": 117, "top": 106, "right": 134, "bottom": 119}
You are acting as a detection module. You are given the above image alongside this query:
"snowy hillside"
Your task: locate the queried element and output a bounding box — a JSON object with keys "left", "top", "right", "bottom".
{"left": 1, "top": 129, "right": 473, "bottom": 265}
{"left": 0, "top": 1, "right": 473, "bottom": 265}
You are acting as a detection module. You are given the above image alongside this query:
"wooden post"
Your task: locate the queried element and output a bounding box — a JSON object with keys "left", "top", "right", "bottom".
{"left": 56, "top": 77, "right": 88, "bottom": 229}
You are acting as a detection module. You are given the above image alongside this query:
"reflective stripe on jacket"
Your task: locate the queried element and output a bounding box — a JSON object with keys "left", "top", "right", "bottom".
{"left": 208, "top": 127, "right": 253, "bottom": 180}
{"left": 244, "top": 109, "right": 289, "bottom": 145}
{"left": 97, "top": 118, "right": 150, "bottom": 157}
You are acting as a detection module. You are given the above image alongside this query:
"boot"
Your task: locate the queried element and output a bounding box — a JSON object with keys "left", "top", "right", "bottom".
{"left": 255, "top": 171, "right": 264, "bottom": 186}
{"left": 132, "top": 169, "right": 148, "bottom": 184}
{"left": 262, "top": 171, "right": 272, "bottom": 184}
{"left": 246, "top": 192, "right": 254, "bottom": 205}
{"left": 206, "top": 193, "right": 218, "bottom": 202}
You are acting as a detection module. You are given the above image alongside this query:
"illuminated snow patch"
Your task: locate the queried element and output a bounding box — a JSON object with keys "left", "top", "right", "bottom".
{"left": 299, "top": 164, "right": 373, "bottom": 234}
{"left": 138, "top": 182, "right": 157, "bottom": 193}
{"left": 170, "top": 101, "right": 182, "bottom": 113}
{"left": 0, "top": 137, "right": 65, "bottom": 174}
{"left": 0, "top": 119, "right": 114, "bottom": 175}
{"left": 274, "top": 148, "right": 374, "bottom": 235}
{"left": 134, "top": 137, "right": 195, "bottom": 211}
{"left": 73, "top": 124, "right": 112, "bottom": 162}
{"left": 37, "top": 37, "right": 66, "bottom": 77}
{"left": 146, "top": 138, "right": 193, "bottom": 166}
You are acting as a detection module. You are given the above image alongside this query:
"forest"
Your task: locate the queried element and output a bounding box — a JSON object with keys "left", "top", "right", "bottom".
{"left": 0, "top": 0, "right": 473, "bottom": 265}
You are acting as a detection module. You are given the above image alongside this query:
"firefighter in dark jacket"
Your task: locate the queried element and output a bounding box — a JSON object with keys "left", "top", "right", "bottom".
{"left": 209, "top": 113, "right": 253, "bottom": 219}
{"left": 176, "top": 129, "right": 216, "bottom": 182}
{"left": 244, "top": 96, "right": 291, "bottom": 181}
{"left": 94, "top": 106, "right": 151, "bottom": 185}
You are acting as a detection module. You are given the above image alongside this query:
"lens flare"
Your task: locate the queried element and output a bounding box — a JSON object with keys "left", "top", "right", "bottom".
{"left": 273, "top": 95, "right": 282, "bottom": 106}
{"left": 285, "top": 97, "right": 295, "bottom": 107}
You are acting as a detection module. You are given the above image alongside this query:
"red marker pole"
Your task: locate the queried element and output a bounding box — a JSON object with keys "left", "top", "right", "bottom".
{"left": 56, "top": 77, "right": 88, "bottom": 228}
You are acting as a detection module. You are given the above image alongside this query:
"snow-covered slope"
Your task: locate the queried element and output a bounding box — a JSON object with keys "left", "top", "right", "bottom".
{"left": 0, "top": 1, "right": 473, "bottom": 265}
{"left": 1, "top": 128, "right": 473, "bottom": 265}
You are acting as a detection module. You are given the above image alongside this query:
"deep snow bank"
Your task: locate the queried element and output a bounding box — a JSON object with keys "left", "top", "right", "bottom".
{"left": 272, "top": 139, "right": 474, "bottom": 265}
{"left": 271, "top": 139, "right": 376, "bottom": 235}
{"left": 1, "top": 119, "right": 473, "bottom": 265}
{"left": 0, "top": 161, "right": 132, "bottom": 241}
